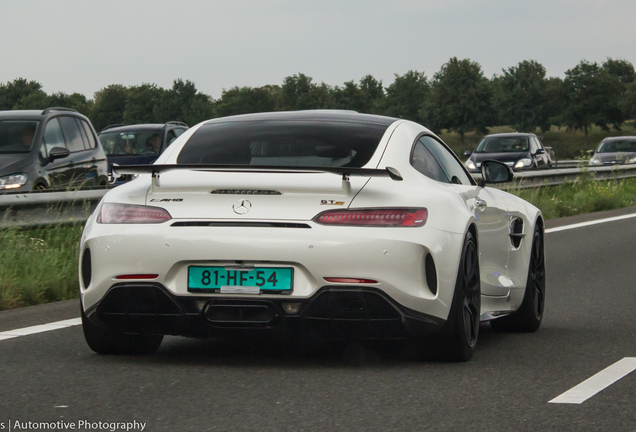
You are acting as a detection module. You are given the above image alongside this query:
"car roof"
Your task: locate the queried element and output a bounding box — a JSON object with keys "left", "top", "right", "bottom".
{"left": 203, "top": 110, "right": 398, "bottom": 127}
{"left": 601, "top": 136, "right": 636, "bottom": 142}
{"left": 0, "top": 108, "right": 88, "bottom": 121}
{"left": 482, "top": 132, "right": 536, "bottom": 138}
{"left": 99, "top": 123, "right": 187, "bottom": 134}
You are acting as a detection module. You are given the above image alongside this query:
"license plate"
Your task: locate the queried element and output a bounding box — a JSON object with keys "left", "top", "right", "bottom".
{"left": 188, "top": 266, "right": 293, "bottom": 293}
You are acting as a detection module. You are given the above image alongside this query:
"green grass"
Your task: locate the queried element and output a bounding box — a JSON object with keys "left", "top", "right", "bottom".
{"left": 507, "top": 177, "right": 636, "bottom": 219}
{"left": 0, "top": 224, "right": 83, "bottom": 311}
{"left": 440, "top": 121, "right": 636, "bottom": 161}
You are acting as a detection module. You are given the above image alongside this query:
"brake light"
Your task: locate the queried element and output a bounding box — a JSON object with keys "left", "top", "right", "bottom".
{"left": 98, "top": 203, "right": 172, "bottom": 224}
{"left": 115, "top": 274, "right": 159, "bottom": 280}
{"left": 324, "top": 277, "right": 378, "bottom": 284}
{"left": 314, "top": 208, "right": 427, "bottom": 227}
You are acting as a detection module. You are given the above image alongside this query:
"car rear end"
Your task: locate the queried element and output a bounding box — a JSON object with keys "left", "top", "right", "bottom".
{"left": 80, "top": 113, "right": 452, "bottom": 344}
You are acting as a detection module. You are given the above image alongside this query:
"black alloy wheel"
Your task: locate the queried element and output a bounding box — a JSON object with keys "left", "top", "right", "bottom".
{"left": 427, "top": 230, "right": 481, "bottom": 362}
{"left": 491, "top": 224, "right": 545, "bottom": 332}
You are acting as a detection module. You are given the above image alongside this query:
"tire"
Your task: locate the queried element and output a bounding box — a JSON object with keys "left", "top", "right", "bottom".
{"left": 430, "top": 230, "right": 481, "bottom": 362}
{"left": 491, "top": 224, "right": 545, "bottom": 332}
{"left": 81, "top": 306, "right": 163, "bottom": 355}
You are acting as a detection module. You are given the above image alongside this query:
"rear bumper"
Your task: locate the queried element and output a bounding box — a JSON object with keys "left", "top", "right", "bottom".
{"left": 85, "top": 283, "right": 445, "bottom": 341}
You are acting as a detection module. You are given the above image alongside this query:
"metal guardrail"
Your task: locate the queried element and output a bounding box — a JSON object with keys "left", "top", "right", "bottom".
{"left": 2, "top": 164, "right": 636, "bottom": 228}
{"left": 0, "top": 189, "right": 107, "bottom": 228}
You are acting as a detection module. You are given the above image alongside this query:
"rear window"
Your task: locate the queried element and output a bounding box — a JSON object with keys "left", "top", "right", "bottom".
{"left": 475, "top": 136, "right": 529, "bottom": 153}
{"left": 176, "top": 120, "right": 390, "bottom": 167}
{"left": 99, "top": 130, "right": 162, "bottom": 157}
{"left": 0, "top": 120, "right": 39, "bottom": 153}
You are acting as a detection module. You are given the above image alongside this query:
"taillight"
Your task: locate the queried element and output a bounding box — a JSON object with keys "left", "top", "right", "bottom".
{"left": 98, "top": 203, "right": 172, "bottom": 224}
{"left": 313, "top": 208, "right": 427, "bottom": 227}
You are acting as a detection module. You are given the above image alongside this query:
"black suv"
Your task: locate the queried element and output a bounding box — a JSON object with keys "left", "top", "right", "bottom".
{"left": 464, "top": 132, "right": 554, "bottom": 172}
{"left": 0, "top": 108, "right": 108, "bottom": 192}
{"left": 97, "top": 122, "right": 189, "bottom": 176}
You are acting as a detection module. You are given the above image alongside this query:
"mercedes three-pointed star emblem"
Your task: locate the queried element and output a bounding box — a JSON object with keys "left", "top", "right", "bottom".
{"left": 232, "top": 199, "right": 252, "bottom": 215}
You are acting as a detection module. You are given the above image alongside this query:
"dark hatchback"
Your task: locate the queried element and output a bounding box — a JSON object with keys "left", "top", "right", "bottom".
{"left": 0, "top": 108, "right": 108, "bottom": 192}
{"left": 97, "top": 122, "right": 188, "bottom": 176}
{"left": 588, "top": 136, "right": 636, "bottom": 167}
{"left": 464, "top": 133, "right": 553, "bottom": 172}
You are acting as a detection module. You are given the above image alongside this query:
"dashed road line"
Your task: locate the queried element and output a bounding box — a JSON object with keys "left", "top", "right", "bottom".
{"left": 545, "top": 212, "right": 636, "bottom": 234}
{"left": 549, "top": 357, "right": 636, "bottom": 404}
{"left": 0, "top": 317, "right": 81, "bottom": 341}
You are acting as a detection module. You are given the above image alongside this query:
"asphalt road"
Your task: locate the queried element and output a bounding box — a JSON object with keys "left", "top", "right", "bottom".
{"left": 1, "top": 207, "right": 636, "bottom": 431}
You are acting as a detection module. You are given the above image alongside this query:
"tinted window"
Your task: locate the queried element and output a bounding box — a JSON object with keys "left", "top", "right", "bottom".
{"left": 177, "top": 120, "right": 389, "bottom": 167}
{"left": 99, "top": 130, "right": 161, "bottom": 156}
{"left": 58, "top": 117, "right": 85, "bottom": 152}
{"left": 597, "top": 140, "right": 636, "bottom": 153}
{"left": 174, "top": 128, "right": 186, "bottom": 137}
{"left": 411, "top": 139, "right": 448, "bottom": 182}
{"left": 166, "top": 130, "right": 177, "bottom": 146}
{"left": 475, "top": 136, "right": 529, "bottom": 153}
{"left": 412, "top": 136, "right": 472, "bottom": 185}
{"left": 80, "top": 120, "right": 97, "bottom": 149}
{"left": 0, "top": 120, "right": 39, "bottom": 153}
{"left": 43, "top": 118, "right": 66, "bottom": 154}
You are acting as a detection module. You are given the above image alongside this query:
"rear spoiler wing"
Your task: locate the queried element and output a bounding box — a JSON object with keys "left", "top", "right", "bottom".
{"left": 111, "top": 164, "right": 403, "bottom": 189}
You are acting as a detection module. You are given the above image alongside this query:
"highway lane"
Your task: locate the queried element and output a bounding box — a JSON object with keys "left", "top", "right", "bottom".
{"left": 1, "top": 207, "right": 635, "bottom": 431}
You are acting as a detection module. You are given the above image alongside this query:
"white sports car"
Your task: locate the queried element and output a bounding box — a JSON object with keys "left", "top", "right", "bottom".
{"left": 79, "top": 110, "right": 545, "bottom": 361}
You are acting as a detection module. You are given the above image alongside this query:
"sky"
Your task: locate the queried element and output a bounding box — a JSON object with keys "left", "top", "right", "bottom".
{"left": 2, "top": 0, "right": 636, "bottom": 100}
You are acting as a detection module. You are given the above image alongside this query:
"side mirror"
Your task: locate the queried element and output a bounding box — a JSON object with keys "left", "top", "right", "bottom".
{"left": 586, "top": 149, "right": 595, "bottom": 155}
{"left": 535, "top": 148, "right": 545, "bottom": 155}
{"left": 48, "top": 147, "right": 70, "bottom": 161}
{"left": 464, "top": 150, "right": 472, "bottom": 157}
{"left": 480, "top": 160, "right": 513, "bottom": 186}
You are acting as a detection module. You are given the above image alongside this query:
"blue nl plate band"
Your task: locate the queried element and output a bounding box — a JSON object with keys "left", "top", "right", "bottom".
{"left": 188, "top": 266, "right": 293, "bottom": 292}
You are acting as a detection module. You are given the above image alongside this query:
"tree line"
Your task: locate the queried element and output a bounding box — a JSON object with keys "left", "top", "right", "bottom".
{"left": 1, "top": 58, "right": 635, "bottom": 143}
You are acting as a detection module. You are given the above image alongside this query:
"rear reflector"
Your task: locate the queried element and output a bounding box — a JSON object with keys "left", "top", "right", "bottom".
{"left": 324, "top": 277, "right": 378, "bottom": 284}
{"left": 99, "top": 203, "right": 172, "bottom": 224}
{"left": 314, "top": 208, "right": 427, "bottom": 227}
{"left": 115, "top": 274, "right": 159, "bottom": 280}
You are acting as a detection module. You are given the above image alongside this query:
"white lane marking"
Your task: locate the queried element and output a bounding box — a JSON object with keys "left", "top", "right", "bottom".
{"left": 545, "top": 212, "right": 636, "bottom": 234}
{"left": 0, "top": 317, "right": 81, "bottom": 341}
{"left": 549, "top": 357, "right": 636, "bottom": 404}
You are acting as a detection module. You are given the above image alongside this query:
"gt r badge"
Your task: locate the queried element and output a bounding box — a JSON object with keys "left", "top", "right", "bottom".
{"left": 233, "top": 199, "right": 252, "bottom": 214}
{"left": 321, "top": 200, "right": 345, "bottom": 205}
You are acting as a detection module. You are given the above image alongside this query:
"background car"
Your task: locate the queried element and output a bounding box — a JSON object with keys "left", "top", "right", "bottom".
{"left": 0, "top": 107, "right": 108, "bottom": 192}
{"left": 464, "top": 132, "right": 554, "bottom": 172}
{"left": 80, "top": 111, "right": 544, "bottom": 362}
{"left": 98, "top": 122, "right": 189, "bottom": 176}
{"left": 588, "top": 136, "right": 636, "bottom": 167}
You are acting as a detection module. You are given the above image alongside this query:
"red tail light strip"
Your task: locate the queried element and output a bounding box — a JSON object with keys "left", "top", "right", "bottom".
{"left": 99, "top": 203, "right": 172, "bottom": 224}
{"left": 314, "top": 208, "right": 427, "bottom": 227}
{"left": 324, "top": 277, "right": 378, "bottom": 284}
{"left": 115, "top": 274, "right": 159, "bottom": 280}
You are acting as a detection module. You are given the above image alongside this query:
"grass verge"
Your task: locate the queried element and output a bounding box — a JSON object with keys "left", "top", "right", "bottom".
{"left": 0, "top": 224, "right": 83, "bottom": 311}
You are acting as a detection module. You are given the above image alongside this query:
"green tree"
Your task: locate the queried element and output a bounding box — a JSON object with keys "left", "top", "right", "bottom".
{"left": 214, "top": 85, "right": 278, "bottom": 118}
{"left": 153, "top": 79, "right": 214, "bottom": 126}
{"left": 384, "top": 70, "right": 428, "bottom": 123}
{"left": 123, "top": 83, "right": 164, "bottom": 124}
{"left": 332, "top": 75, "right": 385, "bottom": 114}
{"left": 91, "top": 84, "right": 128, "bottom": 131}
{"left": 47, "top": 92, "right": 93, "bottom": 117}
{"left": 602, "top": 58, "right": 636, "bottom": 128}
{"left": 562, "top": 61, "right": 620, "bottom": 142}
{"left": 493, "top": 60, "right": 550, "bottom": 132}
{"left": 278, "top": 73, "right": 332, "bottom": 111}
{"left": 427, "top": 58, "right": 494, "bottom": 142}
{"left": 0, "top": 78, "right": 48, "bottom": 110}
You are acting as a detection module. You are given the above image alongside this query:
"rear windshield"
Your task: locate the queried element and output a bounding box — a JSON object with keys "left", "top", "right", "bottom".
{"left": 475, "top": 136, "right": 529, "bottom": 153}
{"left": 0, "top": 120, "right": 39, "bottom": 153}
{"left": 176, "top": 120, "right": 390, "bottom": 167}
{"left": 596, "top": 140, "right": 636, "bottom": 153}
{"left": 99, "top": 130, "right": 162, "bottom": 157}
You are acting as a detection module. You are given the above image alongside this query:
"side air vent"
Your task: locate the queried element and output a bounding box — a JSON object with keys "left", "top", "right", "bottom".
{"left": 509, "top": 217, "right": 524, "bottom": 249}
{"left": 211, "top": 189, "right": 281, "bottom": 195}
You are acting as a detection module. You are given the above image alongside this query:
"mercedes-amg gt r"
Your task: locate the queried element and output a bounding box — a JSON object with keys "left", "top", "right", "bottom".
{"left": 79, "top": 110, "right": 545, "bottom": 361}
